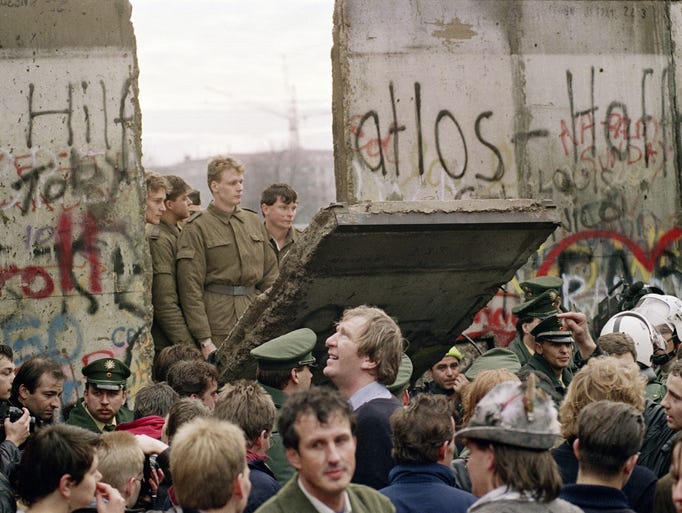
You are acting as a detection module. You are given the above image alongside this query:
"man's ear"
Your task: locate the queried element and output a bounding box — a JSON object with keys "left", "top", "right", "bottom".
{"left": 254, "top": 430, "right": 268, "bottom": 452}
{"left": 123, "top": 476, "right": 135, "bottom": 500}
{"left": 285, "top": 447, "right": 301, "bottom": 470}
{"left": 437, "top": 440, "right": 449, "bottom": 461}
{"left": 290, "top": 368, "right": 300, "bottom": 385}
{"left": 261, "top": 203, "right": 269, "bottom": 217}
{"left": 233, "top": 473, "right": 246, "bottom": 499}
{"left": 572, "top": 438, "right": 581, "bottom": 460}
{"left": 359, "top": 356, "right": 378, "bottom": 372}
{"left": 623, "top": 453, "right": 639, "bottom": 478}
{"left": 18, "top": 384, "right": 29, "bottom": 401}
{"left": 534, "top": 342, "right": 544, "bottom": 355}
{"left": 58, "top": 474, "right": 73, "bottom": 499}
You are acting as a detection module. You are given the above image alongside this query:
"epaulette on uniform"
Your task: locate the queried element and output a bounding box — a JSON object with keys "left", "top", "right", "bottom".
{"left": 185, "top": 210, "right": 204, "bottom": 224}
{"left": 242, "top": 207, "right": 259, "bottom": 215}
{"left": 146, "top": 223, "right": 161, "bottom": 239}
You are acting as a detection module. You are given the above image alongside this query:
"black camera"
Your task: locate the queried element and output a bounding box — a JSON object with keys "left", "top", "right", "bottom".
{"left": 0, "top": 402, "right": 35, "bottom": 434}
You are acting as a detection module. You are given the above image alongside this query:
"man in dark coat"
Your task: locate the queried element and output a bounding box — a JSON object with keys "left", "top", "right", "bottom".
{"left": 560, "top": 400, "right": 643, "bottom": 513}
{"left": 323, "top": 305, "right": 403, "bottom": 489}
{"left": 380, "top": 394, "right": 476, "bottom": 513}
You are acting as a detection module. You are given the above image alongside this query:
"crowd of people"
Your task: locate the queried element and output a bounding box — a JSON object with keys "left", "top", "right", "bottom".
{"left": 1, "top": 154, "right": 681, "bottom": 513}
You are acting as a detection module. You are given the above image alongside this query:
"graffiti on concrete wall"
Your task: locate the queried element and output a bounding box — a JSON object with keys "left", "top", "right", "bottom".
{"left": 0, "top": 61, "right": 150, "bottom": 405}
{"left": 348, "top": 56, "right": 680, "bottom": 341}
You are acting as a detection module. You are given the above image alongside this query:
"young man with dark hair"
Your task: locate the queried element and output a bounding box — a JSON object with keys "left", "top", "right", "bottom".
{"left": 255, "top": 387, "right": 395, "bottom": 513}
{"left": 10, "top": 356, "right": 65, "bottom": 426}
{"left": 560, "top": 400, "right": 643, "bottom": 513}
{"left": 166, "top": 360, "right": 219, "bottom": 410}
{"left": 260, "top": 183, "right": 300, "bottom": 265}
{"left": 66, "top": 358, "right": 133, "bottom": 433}
{"left": 115, "top": 382, "right": 179, "bottom": 439}
{"left": 215, "top": 380, "right": 280, "bottom": 513}
{"left": 380, "top": 394, "right": 476, "bottom": 513}
{"left": 148, "top": 174, "right": 194, "bottom": 354}
{"left": 152, "top": 343, "right": 202, "bottom": 383}
{"left": 0, "top": 345, "right": 31, "bottom": 480}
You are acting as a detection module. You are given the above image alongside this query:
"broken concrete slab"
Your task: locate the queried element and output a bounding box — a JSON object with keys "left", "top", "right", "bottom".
{"left": 216, "top": 199, "right": 559, "bottom": 383}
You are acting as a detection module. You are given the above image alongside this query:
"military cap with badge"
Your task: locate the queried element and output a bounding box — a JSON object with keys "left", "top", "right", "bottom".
{"left": 530, "top": 314, "right": 574, "bottom": 345}
{"left": 82, "top": 358, "right": 131, "bottom": 391}
{"left": 512, "top": 276, "right": 564, "bottom": 319}
{"left": 250, "top": 328, "right": 318, "bottom": 371}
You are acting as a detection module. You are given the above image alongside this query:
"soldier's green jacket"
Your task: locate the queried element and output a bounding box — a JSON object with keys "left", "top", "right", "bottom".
{"left": 65, "top": 399, "right": 133, "bottom": 433}
{"left": 507, "top": 334, "right": 533, "bottom": 367}
{"left": 267, "top": 226, "right": 302, "bottom": 267}
{"left": 519, "top": 353, "right": 573, "bottom": 406}
{"left": 177, "top": 203, "right": 278, "bottom": 341}
{"left": 261, "top": 384, "right": 295, "bottom": 485}
{"left": 148, "top": 220, "right": 194, "bottom": 352}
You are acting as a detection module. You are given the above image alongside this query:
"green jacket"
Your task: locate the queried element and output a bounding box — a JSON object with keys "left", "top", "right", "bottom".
{"left": 507, "top": 334, "right": 533, "bottom": 367}
{"left": 520, "top": 353, "right": 573, "bottom": 406}
{"left": 65, "top": 399, "right": 133, "bottom": 433}
{"left": 267, "top": 226, "right": 302, "bottom": 267}
{"left": 177, "top": 204, "right": 278, "bottom": 341}
{"left": 148, "top": 220, "right": 194, "bottom": 352}
{"left": 261, "top": 384, "right": 294, "bottom": 485}
{"left": 255, "top": 475, "right": 395, "bottom": 513}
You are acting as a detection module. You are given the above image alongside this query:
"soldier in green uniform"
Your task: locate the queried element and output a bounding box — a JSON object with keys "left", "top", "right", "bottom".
{"left": 148, "top": 175, "right": 195, "bottom": 354}
{"left": 260, "top": 183, "right": 302, "bottom": 266}
{"left": 508, "top": 276, "right": 564, "bottom": 366}
{"left": 520, "top": 312, "right": 602, "bottom": 406}
{"left": 177, "top": 156, "right": 278, "bottom": 360}
{"left": 66, "top": 358, "right": 133, "bottom": 433}
{"left": 251, "top": 328, "right": 317, "bottom": 485}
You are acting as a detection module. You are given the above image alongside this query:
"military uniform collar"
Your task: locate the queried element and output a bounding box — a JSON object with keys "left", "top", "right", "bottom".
{"left": 207, "top": 202, "right": 245, "bottom": 223}
{"left": 159, "top": 219, "right": 180, "bottom": 236}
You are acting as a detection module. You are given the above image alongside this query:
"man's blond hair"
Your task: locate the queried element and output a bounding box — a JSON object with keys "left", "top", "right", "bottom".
{"left": 214, "top": 379, "right": 276, "bottom": 447}
{"left": 145, "top": 170, "right": 168, "bottom": 194}
{"left": 97, "top": 431, "right": 144, "bottom": 492}
{"left": 207, "top": 156, "right": 244, "bottom": 190}
{"left": 559, "top": 356, "right": 646, "bottom": 440}
{"left": 341, "top": 305, "right": 403, "bottom": 384}
{"left": 171, "top": 417, "right": 246, "bottom": 510}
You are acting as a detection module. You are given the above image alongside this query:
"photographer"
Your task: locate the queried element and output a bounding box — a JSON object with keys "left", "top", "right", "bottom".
{"left": 0, "top": 345, "right": 31, "bottom": 480}
{"left": 9, "top": 356, "right": 64, "bottom": 427}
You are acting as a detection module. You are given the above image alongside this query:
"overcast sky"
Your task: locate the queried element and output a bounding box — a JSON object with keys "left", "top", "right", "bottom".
{"left": 129, "top": 0, "right": 335, "bottom": 166}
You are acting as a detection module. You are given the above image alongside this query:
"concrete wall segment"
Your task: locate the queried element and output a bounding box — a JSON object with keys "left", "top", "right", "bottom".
{"left": 0, "top": 0, "right": 150, "bottom": 408}
{"left": 334, "top": 0, "right": 682, "bottom": 344}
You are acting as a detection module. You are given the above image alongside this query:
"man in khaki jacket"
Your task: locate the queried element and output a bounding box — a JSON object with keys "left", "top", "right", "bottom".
{"left": 177, "top": 156, "right": 278, "bottom": 360}
{"left": 148, "top": 175, "right": 194, "bottom": 353}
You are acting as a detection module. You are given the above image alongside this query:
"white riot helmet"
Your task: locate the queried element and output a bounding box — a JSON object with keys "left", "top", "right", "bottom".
{"left": 633, "top": 294, "right": 682, "bottom": 340}
{"left": 600, "top": 311, "right": 667, "bottom": 368}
